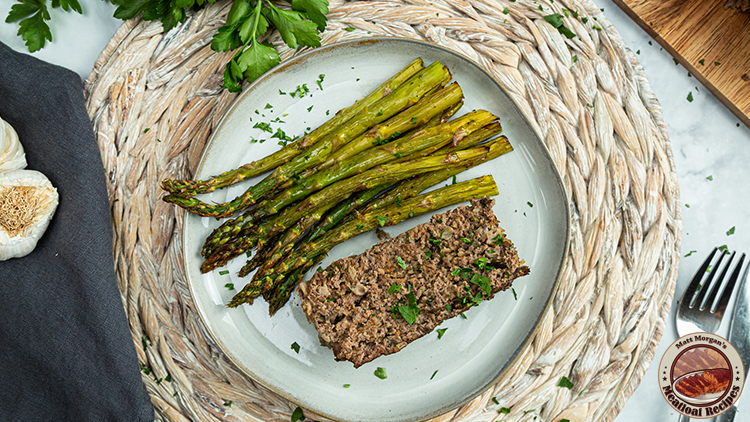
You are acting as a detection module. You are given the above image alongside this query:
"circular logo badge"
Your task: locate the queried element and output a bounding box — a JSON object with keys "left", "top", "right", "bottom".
{"left": 658, "top": 332, "right": 745, "bottom": 419}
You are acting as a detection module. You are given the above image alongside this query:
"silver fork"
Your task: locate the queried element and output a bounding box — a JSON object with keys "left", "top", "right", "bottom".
{"left": 675, "top": 247, "right": 746, "bottom": 422}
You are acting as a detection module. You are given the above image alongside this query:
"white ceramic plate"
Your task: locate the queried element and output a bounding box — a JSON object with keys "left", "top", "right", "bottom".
{"left": 184, "top": 38, "right": 570, "bottom": 422}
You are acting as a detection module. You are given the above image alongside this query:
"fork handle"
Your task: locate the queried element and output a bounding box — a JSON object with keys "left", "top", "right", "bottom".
{"left": 677, "top": 414, "right": 690, "bottom": 422}
{"left": 715, "top": 406, "right": 737, "bottom": 422}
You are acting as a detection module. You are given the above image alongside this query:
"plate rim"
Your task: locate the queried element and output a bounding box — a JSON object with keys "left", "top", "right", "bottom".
{"left": 184, "top": 36, "right": 572, "bottom": 422}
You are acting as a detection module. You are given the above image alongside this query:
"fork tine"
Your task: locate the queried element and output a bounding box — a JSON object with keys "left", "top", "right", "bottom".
{"left": 713, "top": 252, "right": 746, "bottom": 314}
{"left": 687, "top": 247, "right": 718, "bottom": 308}
{"left": 701, "top": 251, "right": 735, "bottom": 310}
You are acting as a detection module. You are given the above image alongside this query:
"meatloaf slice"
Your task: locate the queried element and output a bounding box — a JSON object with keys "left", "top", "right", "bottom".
{"left": 298, "top": 197, "right": 529, "bottom": 368}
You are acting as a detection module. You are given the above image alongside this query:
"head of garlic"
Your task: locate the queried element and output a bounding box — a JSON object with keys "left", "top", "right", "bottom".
{"left": 0, "top": 117, "right": 58, "bottom": 261}
{"left": 0, "top": 117, "right": 27, "bottom": 172}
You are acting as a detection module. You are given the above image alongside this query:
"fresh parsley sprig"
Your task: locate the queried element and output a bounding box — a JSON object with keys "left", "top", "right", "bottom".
{"left": 6, "top": 0, "right": 329, "bottom": 92}
{"left": 5, "top": 0, "right": 83, "bottom": 52}
{"left": 210, "top": 0, "right": 328, "bottom": 92}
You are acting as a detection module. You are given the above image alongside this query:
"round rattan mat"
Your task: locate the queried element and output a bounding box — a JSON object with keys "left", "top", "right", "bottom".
{"left": 84, "top": 0, "right": 681, "bottom": 421}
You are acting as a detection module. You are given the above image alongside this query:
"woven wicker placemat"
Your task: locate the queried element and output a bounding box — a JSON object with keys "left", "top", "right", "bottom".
{"left": 83, "top": 0, "right": 681, "bottom": 421}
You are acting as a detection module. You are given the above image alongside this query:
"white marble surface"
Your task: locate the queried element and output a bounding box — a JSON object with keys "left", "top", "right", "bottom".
{"left": 2, "top": 1, "right": 749, "bottom": 421}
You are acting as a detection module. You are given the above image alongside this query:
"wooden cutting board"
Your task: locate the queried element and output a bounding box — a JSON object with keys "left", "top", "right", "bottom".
{"left": 612, "top": 0, "right": 750, "bottom": 127}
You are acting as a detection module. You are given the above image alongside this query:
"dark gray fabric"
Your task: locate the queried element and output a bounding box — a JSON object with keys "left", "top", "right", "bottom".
{"left": 0, "top": 42, "right": 153, "bottom": 422}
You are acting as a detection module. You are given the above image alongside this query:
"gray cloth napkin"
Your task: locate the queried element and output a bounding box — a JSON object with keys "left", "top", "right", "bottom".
{"left": 0, "top": 42, "right": 153, "bottom": 421}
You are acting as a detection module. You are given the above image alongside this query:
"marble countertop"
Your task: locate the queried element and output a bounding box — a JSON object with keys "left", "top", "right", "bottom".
{"left": 2, "top": 1, "right": 748, "bottom": 421}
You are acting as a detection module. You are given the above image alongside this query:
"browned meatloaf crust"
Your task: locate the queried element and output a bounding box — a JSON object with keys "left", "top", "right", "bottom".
{"left": 298, "top": 197, "right": 530, "bottom": 368}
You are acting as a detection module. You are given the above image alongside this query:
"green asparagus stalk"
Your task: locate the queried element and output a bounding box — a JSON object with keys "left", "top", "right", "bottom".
{"left": 163, "top": 61, "right": 450, "bottom": 217}
{"left": 201, "top": 129, "right": 509, "bottom": 272}
{"left": 228, "top": 175, "right": 499, "bottom": 307}
{"left": 305, "top": 183, "right": 397, "bottom": 242}
{"left": 313, "top": 82, "right": 463, "bottom": 172}
{"left": 235, "top": 144, "right": 498, "bottom": 296}
{"left": 264, "top": 266, "right": 309, "bottom": 315}
{"left": 251, "top": 131, "right": 508, "bottom": 280}
{"left": 284, "top": 97, "right": 464, "bottom": 187}
{"left": 246, "top": 108, "right": 493, "bottom": 221}
{"left": 161, "top": 58, "right": 425, "bottom": 198}
{"left": 200, "top": 107, "right": 477, "bottom": 259}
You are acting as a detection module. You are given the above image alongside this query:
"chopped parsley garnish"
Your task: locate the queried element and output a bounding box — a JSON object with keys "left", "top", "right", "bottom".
{"left": 316, "top": 267, "right": 323, "bottom": 273}
{"left": 225, "top": 283, "right": 234, "bottom": 290}
{"left": 343, "top": 384, "right": 350, "bottom": 388}
{"left": 291, "top": 342, "right": 300, "bottom": 354}
{"left": 512, "top": 287, "right": 518, "bottom": 300}
{"left": 343, "top": 27, "right": 355, "bottom": 31}
{"left": 502, "top": 7, "right": 509, "bottom": 14}
{"left": 474, "top": 257, "right": 489, "bottom": 270}
{"left": 396, "top": 256, "right": 407, "bottom": 269}
{"left": 425, "top": 251, "right": 432, "bottom": 258}
{"left": 684, "top": 250, "right": 697, "bottom": 257}
{"left": 452, "top": 175, "right": 457, "bottom": 185}
{"left": 445, "top": 304, "right": 451, "bottom": 312}
{"left": 523, "top": 409, "right": 536, "bottom": 414}
{"left": 139, "top": 363, "right": 151, "bottom": 375}
{"left": 408, "top": 212, "right": 415, "bottom": 218}
{"left": 224, "top": 400, "right": 232, "bottom": 407}
{"left": 527, "top": 201, "right": 533, "bottom": 207}
{"left": 687, "top": 92, "right": 694, "bottom": 102}
{"left": 492, "top": 397, "right": 500, "bottom": 405}
{"left": 572, "top": 54, "right": 578, "bottom": 62}
{"left": 356, "top": 224, "right": 364, "bottom": 231}
{"left": 469, "top": 273, "right": 492, "bottom": 297}
{"left": 461, "top": 237, "right": 471, "bottom": 244}
{"left": 492, "top": 234, "right": 504, "bottom": 245}
{"left": 727, "top": 226, "right": 736, "bottom": 236}
{"left": 316, "top": 73, "right": 325, "bottom": 90}
{"left": 291, "top": 406, "right": 305, "bottom": 422}
{"left": 307, "top": 105, "right": 313, "bottom": 112}
{"left": 376, "top": 110, "right": 383, "bottom": 116}
{"left": 253, "top": 122, "right": 272, "bottom": 133}
{"left": 718, "top": 245, "right": 729, "bottom": 252}
{"left": 460, "top": 312, "right": 467, "bottom": 319}
{"left": 375, "top": 216, "right": 388, "bottom": 227}
{"left": 699, "top": 59, "right": 705, "bottom": 65}
{"left": 707, "top": 175, "right": 713, "bottom": 181}
{"left": 673, "top": 58, "right": 679, "bottom": 65}
{"left": 430, "top": 370, "right": 438, "bottom": 380}
{"left": 219, "top": 270, "right": 229, "bottom": 275}
{"left": 557, "top": 376, "right": 574, "bottom": 389}
{"left": 543, "top": 13, "right": 575, "bottom": 39}
{"left": 374, "top": 367, "right": 388, "bottom": 379}
{"left": 388, "top": 283, "right": 401, "bottom": 294}
{"left": 499, "top": 407, "right": 510, "bottom": 414}
{"left": 715, "top": 61, "right": 721, "bottom": 66}
{"left": 451, "top": 268, "right": 461, "bottom": 276}
{"left": 437, "top": 328, "right": 448, "bottom": 339}
{"left": 397, "top": 292, "right": 420, "bottom": 324}
{"left": 264, "top": 103, "right": 273, "bottom": 109}
{"left": 143, "top": 128, "right": 150, "bottom": 133}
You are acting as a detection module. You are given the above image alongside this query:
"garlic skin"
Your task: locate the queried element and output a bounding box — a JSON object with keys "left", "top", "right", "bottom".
{"left": 0, "top": 117, "right": 27, "bottom": 172}
{"left": 0, "top": 169, "right": 59, "bottom": 261}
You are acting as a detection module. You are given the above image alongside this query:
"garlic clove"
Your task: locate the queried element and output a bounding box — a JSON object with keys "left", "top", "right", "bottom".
{"left": 0, "top": 117, "right": 27, "bottom": 172}
{"left": 0, "top": 169, "right": 59, "bottom": 260}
